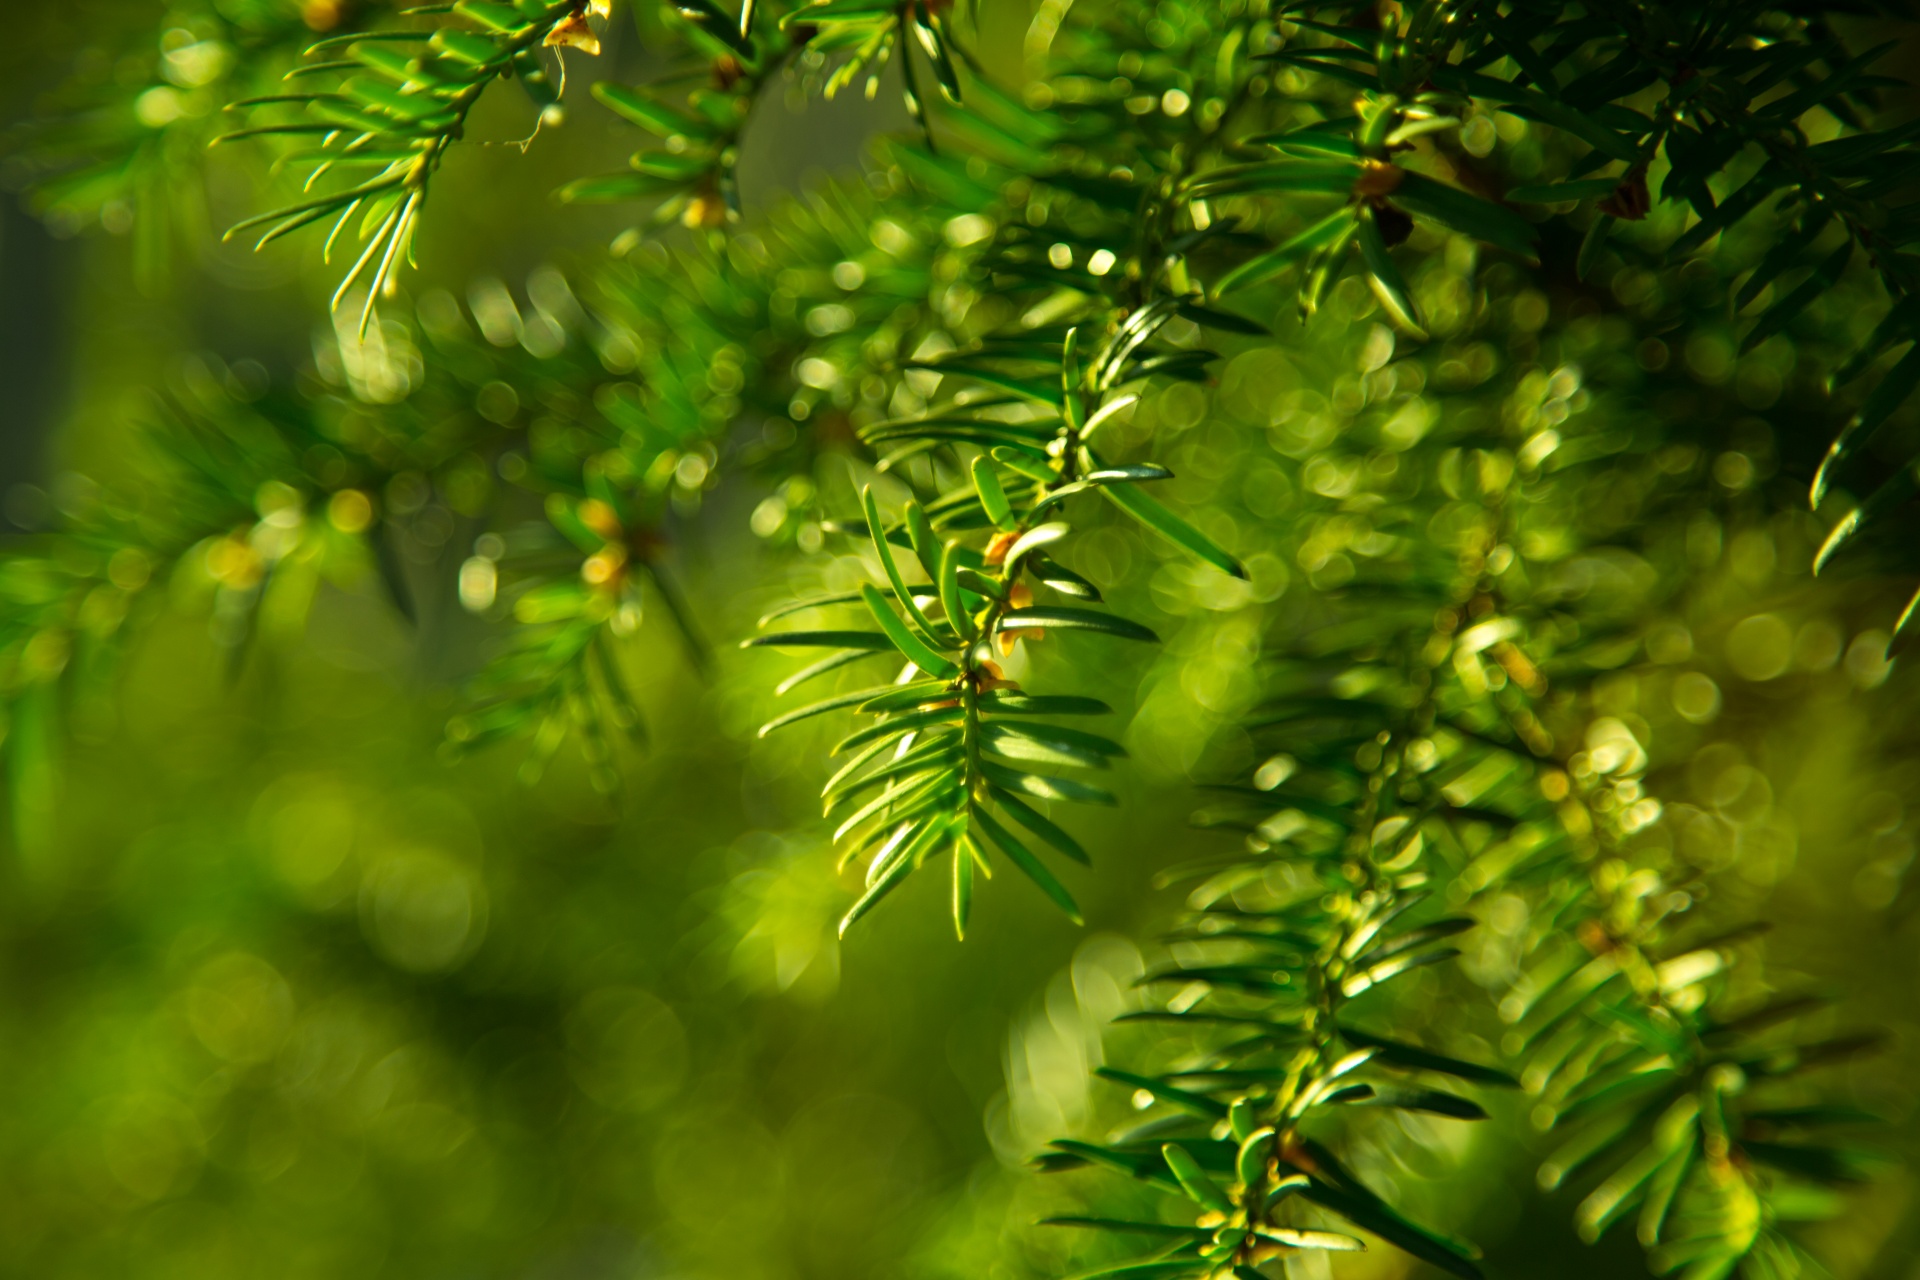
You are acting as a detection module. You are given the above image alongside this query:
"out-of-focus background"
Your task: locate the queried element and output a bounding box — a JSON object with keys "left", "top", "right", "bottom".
{"left": 0, "top": 4, "right": 1915, "bottom": 1279}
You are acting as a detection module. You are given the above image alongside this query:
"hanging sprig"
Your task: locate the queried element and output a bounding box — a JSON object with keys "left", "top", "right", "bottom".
{"left": 1040, "top": 612, "right": 1513, "bottom": 1278}
{"left": 749, "top": 314, "right": 1250, "bottom": 937}
{"left": 218, "top": 0, "right": 608, "bottom": 330}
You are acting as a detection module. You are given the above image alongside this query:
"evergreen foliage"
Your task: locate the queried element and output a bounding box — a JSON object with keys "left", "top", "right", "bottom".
{"left": 2, "top": 0, "right": 1916, "bottom": 1276}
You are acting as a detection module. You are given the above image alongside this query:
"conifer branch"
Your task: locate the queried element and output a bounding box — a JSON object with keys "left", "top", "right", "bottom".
{"left": 0, "top": 2, "right": 1909, "bottom": 1273}
{"left": 218, "top": 0, "right": 598, "bottom": 326}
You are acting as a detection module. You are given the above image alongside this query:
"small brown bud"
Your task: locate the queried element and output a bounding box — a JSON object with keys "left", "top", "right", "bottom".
{"left": 1352, "top": 160, "right": 1404, "bottom": 199}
